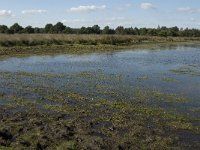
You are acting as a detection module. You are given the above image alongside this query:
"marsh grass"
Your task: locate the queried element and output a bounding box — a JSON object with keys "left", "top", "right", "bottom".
{"left": 0, "top": 34, "right": 199, "bottom": 58}
{"left": 0, "top": 34, "right": 199, "bottom": 47}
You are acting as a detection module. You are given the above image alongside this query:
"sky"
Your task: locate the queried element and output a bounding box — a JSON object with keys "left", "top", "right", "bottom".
{"left": 0, "top": 0, "right": 199, "bottom": 28}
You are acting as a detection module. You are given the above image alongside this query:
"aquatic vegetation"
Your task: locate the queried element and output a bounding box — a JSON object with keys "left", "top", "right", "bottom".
{"left": 57, "top": 140, "right": 77, "bottom": 150}
{"left": 191, "top": 107, "right": 200, "bottom": 113}
{"left": 137, "top": 75, "right": 149, "bottom": 81}
{"left": 15, "top": 72, "right": 36, "bottom": 77}
{"left": 170, "top": 65, "right": 200, "bottom": 76}
{"left": 0, "top": 47, "right": 200, "bottom": 149}
{"left": 67, "top": 92, "right": 89, "bottom": 101}
{"left": 161, "top": 77, "right": 179, "bottom": 83}
{"left": 134, "top": 89, "right": 188, "bottom": 103}
{"left": 43, "top": 104, "right": 77, "bottom": 113}
{"left": 0, "top": 89, "right": 199, "bottom": 149}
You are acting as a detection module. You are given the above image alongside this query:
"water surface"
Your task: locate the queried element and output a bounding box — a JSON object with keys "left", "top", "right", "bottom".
{"left": 0, "top": 45, "right": 200, "bottom": 117}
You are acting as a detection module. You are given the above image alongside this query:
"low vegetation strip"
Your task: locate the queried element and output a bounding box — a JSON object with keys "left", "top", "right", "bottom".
{"left": 0, "top": 34, "right": 200, "bottom": 57}
{"left": 0, "top": 34, "right": 199, "bottom": 47}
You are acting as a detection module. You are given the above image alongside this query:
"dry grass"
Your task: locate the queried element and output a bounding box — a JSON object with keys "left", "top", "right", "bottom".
{"left": 0, "top": 34, "right": 199, "bottom": 47}
{"left": 0, "top": 34, "right": 200, "bottom": 57}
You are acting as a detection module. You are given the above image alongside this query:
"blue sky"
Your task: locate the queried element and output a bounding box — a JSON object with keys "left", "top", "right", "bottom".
{"left": 0, "top": 0, "right": 199, "bottom": 28}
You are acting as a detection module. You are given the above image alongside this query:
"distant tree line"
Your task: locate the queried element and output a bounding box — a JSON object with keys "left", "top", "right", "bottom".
{"left": 0, "top": 22, "right": 200, "bottom": 37}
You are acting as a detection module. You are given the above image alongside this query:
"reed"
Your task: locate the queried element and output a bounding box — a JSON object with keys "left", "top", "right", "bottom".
{"left": 0, "top": 34, "right": 199, "bottom": 47}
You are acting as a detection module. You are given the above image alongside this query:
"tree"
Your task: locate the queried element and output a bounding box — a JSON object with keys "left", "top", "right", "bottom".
{"left": 134, "top": 27, "right": 140, "bottom": 35}
{"left": 158, "top": 30, "right": 168, "bottom": 37}
{"left": 78, "top": 27, "right": 94, "bottom": 34}
{"left": 44, "top": 24, "right": 53, "bottom": 33}
{"left": 102, "top": 26, "right": 115, "bottom": 34}
{"left": 23, "top": 26, "right": 34, "bottom": 33}
{"left": 0, "top": 23, "right": 200, "bottom": 37}
{"left": 0, "top": 25, "right": 8, "bottom": 33}
{"left": 86, "top": 27, "right": 93, "bottom": 34}
{"left": 91, "top": 25, "right": 101, "bottom": 34}
{"left": 168, "top": 26, "right": 179, "bottom": 37}
{"left": 79, "top": 27, "right": 87, "bottom": 34}
{"left": 34, "top": 27, "right": 41, "bottom": 33}
{"left": 124, "top": 27, "right": 135, "bottom": 35}
{"left": 157, "top": 26, "right": 168, "bottom": 37}
{"left": 115, "top": 26, "right": 124, "bottom": 34}
{"left": 10, "top": 23, "right": 23, "bottom": 33}
{"left": 139, "top": 28, "right": 148, "bottom": 35}
{"left": 147, "top": 29, "right": 158, "bottom": 36}
{"left": 63, "top": 27, "right": 73, "bottom": 34}
{"left": 52, "top": 22, "right": 66, "bottom": 33}
{"left": 5, "top": 29, "right": 14, "bottom": 34}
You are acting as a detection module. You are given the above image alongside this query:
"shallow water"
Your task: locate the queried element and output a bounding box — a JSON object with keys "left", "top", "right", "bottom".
{"left": 0, "top": 45, "right": 200, "bottom": 117}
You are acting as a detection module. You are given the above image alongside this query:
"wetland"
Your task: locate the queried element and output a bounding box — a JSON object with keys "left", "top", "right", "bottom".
{"left": 0, "top": 44, "right": 200, "bottom": 149}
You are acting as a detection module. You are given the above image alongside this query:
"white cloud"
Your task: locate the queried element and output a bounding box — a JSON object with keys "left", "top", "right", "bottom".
{"left": 141, "top": 3, "right": 156, "bottom": 10}
{"left": 68, "top": 5, "right": 106, "bottom": 13}
{"left": 22, "top": 9, "right": 47, "bottom": 15}
{"left": 177, "top": 7, "right": 194, "bottom": 13}
{"left": 176, "top": 7, "right": 200, "bottom": 14}
{"left": 125, "top": 4, "right": 132, "bottom": 7}
{"left": 62, "top": 17, "right": 127, "bottom": 24}
{"left": 0, "top": 10, "right": 14, "bottom": 17}
{"left": 61, "top": 17, "right": 134, "bottom": 28}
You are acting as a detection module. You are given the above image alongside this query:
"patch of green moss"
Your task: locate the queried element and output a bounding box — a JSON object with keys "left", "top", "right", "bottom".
{"left": 0, "top": 146, "right": 13, "bottom": 150}
{"left": 161, "top": 77, "right": 179, "bottom": 83}
{"left": 43, "top": 104, "right": 75, "bottom": 113}
{"left": 134, "top": 89, "right": 188, "bottom": 103}
{"left": 56, "top": 140, "right": 78, "bottom": 150}
{"left": 16, "top": 72, "right": 35, "bottom": 77}
{"left": 67, "top": 92, "right": 89, "bottom": 101}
